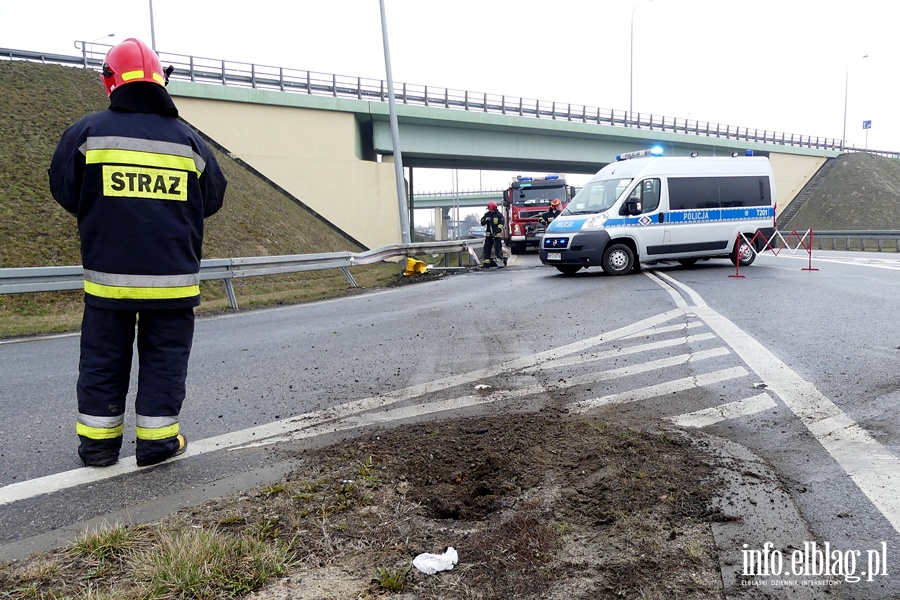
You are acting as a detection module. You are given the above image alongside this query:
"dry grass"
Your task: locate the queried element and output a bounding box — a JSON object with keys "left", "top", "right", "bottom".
{"left": 0, "top": 413, "right": 726, "bottom": 599}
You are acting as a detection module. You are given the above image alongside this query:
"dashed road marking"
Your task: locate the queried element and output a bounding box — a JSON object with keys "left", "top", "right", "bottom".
{"left": 570, "top": 366, "right": 748, "bottom": 413}
{"left": 668, "top": 392, "right": 777, "bottom": 428}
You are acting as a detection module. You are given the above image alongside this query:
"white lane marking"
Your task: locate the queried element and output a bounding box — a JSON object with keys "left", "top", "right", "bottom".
{"left": 525, "top": 332, "right": 716, "bottom": 372}
{"left": 234, "top": 393, "right": 501, "bottom": 448}
{"left": 622, "top": 320, "right": 703, "bottom": 338}
{"left": 647, "top": 269, "right": 900, "bottom": 535}
{"left": 668, "top": 392, "right": 777, "bottom": 428}
{"left": 570, "top": 366, "right": 749, "bottom": 413}
{"left": 0, "top": 308, "right": 688, "bottom": 506}
{"left": 243, "top": 348, "right": 730, "bottom": 449}
{"left": 560, "top": 347, "right": 730, "bottom": 387}
{"left": 812, "top": 259, "right": 900, "bottom": 271}
{"left": 758, "top": 253, "right": 900, "bottom": 270}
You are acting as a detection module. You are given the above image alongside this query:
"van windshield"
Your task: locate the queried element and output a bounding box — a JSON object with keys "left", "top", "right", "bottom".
{"left": 562, "top": 178, "right": 632, "bottom": 215}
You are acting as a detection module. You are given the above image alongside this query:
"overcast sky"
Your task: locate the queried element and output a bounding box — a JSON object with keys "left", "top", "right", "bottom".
{"left": 2, "top": 0, "right": 896, "bottom": 218}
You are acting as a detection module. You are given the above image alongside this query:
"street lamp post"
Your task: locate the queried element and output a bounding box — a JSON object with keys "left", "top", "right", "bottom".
{"left": 378, "top": 0, "right": 411, "bottom": 244}
{"left": 75, "top": 34, "right": 113, "bottom": 59}
{"left": 629, "top": 0, "right": 653, "bottom": 124}
{"left": 90, "top": 34, "right": 114, "bottom": 47}
{"left": 149, "top": 0, "right": 157, "bottom": 52}
{"left": 842, "top": 54, "right": 868, "bottom": 151}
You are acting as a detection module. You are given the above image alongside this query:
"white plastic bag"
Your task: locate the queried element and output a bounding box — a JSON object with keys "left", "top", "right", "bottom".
{"left": 412, "top": 546, "right": 458, "bottom": 574}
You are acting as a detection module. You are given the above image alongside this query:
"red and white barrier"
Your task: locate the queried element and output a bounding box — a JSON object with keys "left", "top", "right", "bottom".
{"left": 729, "top": 229, "right": 817, "bottom": 279}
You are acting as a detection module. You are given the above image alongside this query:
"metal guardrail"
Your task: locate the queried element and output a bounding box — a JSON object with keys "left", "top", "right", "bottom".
{"left": 0, "top": 240, "right": 479, "bottom": 310}
{"left": 4, "top": 44, "right": 897, "bottom": 158}
{"left": 785, "top": 230, "right": 900, "bottom": 252}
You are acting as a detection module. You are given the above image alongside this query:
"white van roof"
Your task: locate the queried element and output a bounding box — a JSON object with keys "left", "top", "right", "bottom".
{"left": 593, "top": 155, "right": 773, "bottom": 180}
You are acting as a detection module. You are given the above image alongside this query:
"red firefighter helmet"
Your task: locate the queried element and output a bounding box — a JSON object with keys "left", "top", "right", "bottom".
{"left": 487, "top": 201, "right": 498, "bottom": 211}
{"left": 101, "top": 38, "right": 166, "bottom": 96}
{"left": 550, "top": 198, "right": 561, "bottom": 208}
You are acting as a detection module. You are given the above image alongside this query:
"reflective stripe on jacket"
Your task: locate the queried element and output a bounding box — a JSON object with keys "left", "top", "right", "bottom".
{"left": 480, "top": 210, "right": 504, "bottom": 237}
{"left": 49, "top": 108, "right": 226, "bottom": 310}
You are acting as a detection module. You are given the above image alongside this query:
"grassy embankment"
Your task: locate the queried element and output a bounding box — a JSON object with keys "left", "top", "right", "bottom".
{"left": 0, "top": 59, "right": 425, "bottom": 339}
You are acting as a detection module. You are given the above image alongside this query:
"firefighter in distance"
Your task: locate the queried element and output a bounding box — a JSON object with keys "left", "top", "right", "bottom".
{"left": 49, "top": 38, "right": 227, "bottom": 468}
{"left": 538, "top": 198, "right": 562, "bottom": 225}
{"left": 480, "top": 201, "right": 507, "bottom": 267}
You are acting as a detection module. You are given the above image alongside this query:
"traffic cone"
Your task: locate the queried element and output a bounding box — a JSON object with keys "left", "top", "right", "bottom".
{"left": 404, "top": 257, "right": 428, "bottom": 276}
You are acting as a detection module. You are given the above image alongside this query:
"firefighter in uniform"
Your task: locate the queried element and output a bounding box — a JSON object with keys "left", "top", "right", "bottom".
{"left": 537, "top": 198, "right": 562, "bottom": 226}
{"left": 49, "top": 38, "right": 227, "bottom": 467}
{"left": 480, "top": 201, "right": 506, "bottom": 267}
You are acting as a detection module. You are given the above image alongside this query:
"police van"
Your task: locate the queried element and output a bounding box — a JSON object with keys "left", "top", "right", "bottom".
{"left": 539, "top": 149, "right": 776, "bottom": 275}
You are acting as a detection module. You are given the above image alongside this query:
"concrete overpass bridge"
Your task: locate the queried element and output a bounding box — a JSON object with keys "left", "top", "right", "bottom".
{"left": 11, "top": 44, "right": 892, "bottom": 249}
{"left": 412, "top": 191, "right": 504, "bottom": 210}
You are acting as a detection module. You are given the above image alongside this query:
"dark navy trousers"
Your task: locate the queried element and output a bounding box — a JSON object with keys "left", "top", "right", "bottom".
{"left": 76, "top": 304, "right": 194, "bottom": 466}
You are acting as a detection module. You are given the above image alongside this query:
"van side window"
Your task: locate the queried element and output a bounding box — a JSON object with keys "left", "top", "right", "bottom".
{"left": 640, "top": 179, "right": 660, "bottom": 212}
{"left": 669, "top": 177, "right": 720, "bottom": 210}
{"left": 669, "top": 176, "right": 772, "bottom": 209}
{"left": 625, "top": 178, "right": 661, "bottom": 213}
{"left": 719, "top": 176, "right": 772, "bottom": 207}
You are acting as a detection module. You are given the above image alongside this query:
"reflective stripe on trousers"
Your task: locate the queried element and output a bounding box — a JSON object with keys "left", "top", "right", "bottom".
{"left": 76, "top": 304, "right": 194, "bottom": 465}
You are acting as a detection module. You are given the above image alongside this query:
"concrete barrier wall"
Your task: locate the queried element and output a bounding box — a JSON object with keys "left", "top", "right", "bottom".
{"left": 768, "top": 153, "right": 827, "bottom": 217}
{"left": 173, "top": 95, "right": 400, "bottom": 250}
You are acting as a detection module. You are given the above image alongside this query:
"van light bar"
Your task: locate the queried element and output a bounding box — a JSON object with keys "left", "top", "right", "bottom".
{"left": 615, "top": 146, "right": 664, "bottom": 161}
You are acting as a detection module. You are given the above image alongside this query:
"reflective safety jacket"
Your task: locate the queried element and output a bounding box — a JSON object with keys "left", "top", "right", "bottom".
{"left": 49, "top": 84, "right": 227, "bottom": 310}
{"left": 480, "top": 210, "right": 504, "bottom": 238}
{"left": 538, "top": 208, "right": 561, "bottom": 225}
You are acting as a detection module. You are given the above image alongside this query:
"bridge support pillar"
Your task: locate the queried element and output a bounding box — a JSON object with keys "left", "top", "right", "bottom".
{"left": 434, "top": 208, "right": 449, "bottom": 240}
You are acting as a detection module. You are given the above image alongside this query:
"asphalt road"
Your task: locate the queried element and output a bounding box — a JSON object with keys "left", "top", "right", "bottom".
{"left": 3, "top": 250, "right": 900, "bottom": 598}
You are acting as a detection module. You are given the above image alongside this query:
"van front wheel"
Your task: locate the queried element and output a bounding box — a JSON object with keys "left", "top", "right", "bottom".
{"left": 730, "top": 236, "right": 757, "bottom": 267}
{"left": 601, "top": 244, "right": 635, "bottom": 275}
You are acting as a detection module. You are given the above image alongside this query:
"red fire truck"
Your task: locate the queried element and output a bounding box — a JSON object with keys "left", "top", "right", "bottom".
{"left": 502, "top": 175, "right": 575, "bottom": 254}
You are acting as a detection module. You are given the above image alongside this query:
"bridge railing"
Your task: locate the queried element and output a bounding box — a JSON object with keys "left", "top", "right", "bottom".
{"left": 5, "top": 44, "right": 898, "bottom": 158}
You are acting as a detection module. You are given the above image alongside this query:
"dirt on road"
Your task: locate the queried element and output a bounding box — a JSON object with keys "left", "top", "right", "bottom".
{"left": 207, "top": 407, "right": 730, "bottom": 599}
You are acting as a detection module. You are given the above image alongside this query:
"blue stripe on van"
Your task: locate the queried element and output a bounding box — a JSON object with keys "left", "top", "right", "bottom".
{"left": 549, "top": 206, "right": 773, "bottom": 231}
{"left": 547, "top": 218, "right": 587, "bottom": 231}
{"left": 604, "top": 215, "right": 661, "bottom": 227}
{"left": 666, "top": 206, "right": 774, "bottom": 224}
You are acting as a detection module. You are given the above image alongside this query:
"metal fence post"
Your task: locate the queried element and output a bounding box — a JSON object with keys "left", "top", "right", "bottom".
{"left": 341, "top": 267, "right": 358, "bottom": 287}
{"left": 223, "top": 279, "right": 238, "bottom": 309}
